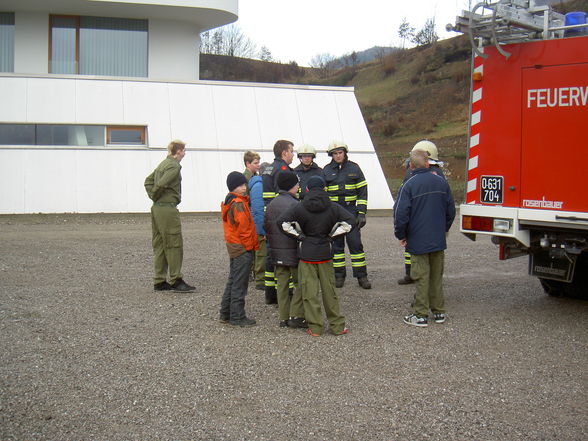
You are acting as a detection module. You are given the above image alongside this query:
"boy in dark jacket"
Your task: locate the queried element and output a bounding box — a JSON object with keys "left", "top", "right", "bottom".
{"left": 279, "top": 175, "right": 355, "bottom": 336}
{"left": 394, "top": 149, "right": 455, "bottom": 327}
{"left": 264, "top": 171, "right": 306, "bottom": 328}
{"left": 220, "top": 172, "right": 260, "bottom": 327}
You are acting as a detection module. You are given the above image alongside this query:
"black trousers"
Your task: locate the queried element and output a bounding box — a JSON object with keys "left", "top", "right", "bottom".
{"left": 332, "top": 206, "right": 367, "bottom": 279}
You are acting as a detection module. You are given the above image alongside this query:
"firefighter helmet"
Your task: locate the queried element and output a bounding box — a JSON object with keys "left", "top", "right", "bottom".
{"left": 327, "top": 140, "right": 348, "bottom": 156}
{"left": 297, "top": 144, "right": 316, "bottom": 158}
{"left": 411, "top": 140, "right": 439, "bottom": 161}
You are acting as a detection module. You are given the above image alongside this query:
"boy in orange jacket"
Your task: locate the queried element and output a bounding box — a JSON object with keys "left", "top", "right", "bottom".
{"left": 220, "top": 172, "right": 260, "bottom": 326}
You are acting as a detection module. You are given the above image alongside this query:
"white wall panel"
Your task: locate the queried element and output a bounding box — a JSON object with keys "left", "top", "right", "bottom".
{"left": 295, "top": 89, "right": 342, "bottom": 149}
{"left": 168, "top": 83, "right": 218, "bottom": 148}
{"left": 26, "top": 79, "right": 76, "bottom": 123}
{"left": 335, "top": 92, "right": 374, "bottom": 152}
{"left": 76, "top": 81, "right": 125, "bottom": 124}
{"left": 254, "top": 87, "right": 301, "bottom": 149}
{"left": 0, "top": 78, "right": 27, "bottom": 122}
{"left": 123, "top": 82, "right": 170, "bottom": 147}
{"left": 24, "top": 150, "right": 77, "bottom": 213}
{"left": 212, "top": 85, "right": 260, "bottom": 150}
{"left": 0, "top": 150, "right": 25, "bottom": 213}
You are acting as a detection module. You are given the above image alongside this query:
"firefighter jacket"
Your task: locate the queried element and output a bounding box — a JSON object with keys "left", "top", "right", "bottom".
{"left": 323, "top": 157, "right": 368, "bottom": 214}
{"left": 264, "top": 191, "right": 300, "bottom": 267}
{"left": 221, "top": 192, "right": 259, "bottom": 258}
{"left": 278, "top": 188, "right": 355, "bottom": 262}
{"left": 393, "top": 168, "right": 455, "bottom": 255}
{"left": 293, "top": 162, "right": 323, "bottom": 199}
{"left": 262, "top": 158, "right": 293, "bottom": 206}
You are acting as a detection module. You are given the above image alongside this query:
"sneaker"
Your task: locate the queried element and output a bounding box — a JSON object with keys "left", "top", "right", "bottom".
{"left": 433, "top": 313, "right": 447, "bottom": 324}
{"left": 171, "top": 279, "right": 196, "bottom": 292}
{"left": 335, "top": 277, "right": 345, "bottom": 288}
{"left": 287, "top": 317, "right": 308, "bottom": 329}
{"left": 397, "top": 275, "right": 414, "bottom": 285}
{"left": 229, "top": 317, "right": 257, "bottom": 327}
{"left": 333, "top": 327, "right": 349, "bottom": 335}
{"left": 219, "top": 315, "right": 230, "bottom": 324}
{"left": 306, "top": 329, "right": 320, "bottom": 337}
{"left": 154, "top": 281, "right": 173, "bottom": 291}
{"left": 279, "top": 320, "right": 289, "bottom": 328}
{"left": 403, "top": 313, "right": 428, "bottom": 327}
{"left": 358, "top": 276, "right": 372, "bottom": 289}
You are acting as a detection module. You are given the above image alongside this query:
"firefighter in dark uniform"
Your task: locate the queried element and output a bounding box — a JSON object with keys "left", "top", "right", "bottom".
{"left": 396, "top": 140, "right": 445, "bottom": 285}
{"left": 293, "top": 144, "right": 323, "bottom": 200}
{"left": 323, "top": 140, "right": 371, "bottom": 289}
{"left": 261, "top": 139, "right": 295, "bottom": 304}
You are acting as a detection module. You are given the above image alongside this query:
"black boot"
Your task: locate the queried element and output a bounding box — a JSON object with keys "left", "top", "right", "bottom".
{"left": 265, "top": 287, "right": 277, "bottom": 304}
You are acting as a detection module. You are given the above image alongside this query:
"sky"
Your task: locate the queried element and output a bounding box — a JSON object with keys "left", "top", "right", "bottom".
{"left": 236, "top": 0, "right": 471, "bottom": 66}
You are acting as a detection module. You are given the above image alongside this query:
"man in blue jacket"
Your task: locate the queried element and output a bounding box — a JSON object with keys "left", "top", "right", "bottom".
{"left": 394, "top": 148, "right": 455, "bottom": 327}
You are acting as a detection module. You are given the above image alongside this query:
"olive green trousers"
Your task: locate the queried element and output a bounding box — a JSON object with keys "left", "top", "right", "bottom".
{"left": 411, "top": 250, "right": 445, "bottom": 317}
{"left": 275, "top": 265, "right": 303, "bottom": 321}
{"left": 151, "top": 204, "right": 183, "bottom": 285}
{"left": 298, "top": 261, "right": 345, "bottom": 335}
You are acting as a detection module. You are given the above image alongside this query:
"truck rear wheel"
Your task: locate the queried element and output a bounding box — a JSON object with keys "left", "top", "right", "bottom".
{"left": 540, "top": 253, "right": 588, "bottom": 299}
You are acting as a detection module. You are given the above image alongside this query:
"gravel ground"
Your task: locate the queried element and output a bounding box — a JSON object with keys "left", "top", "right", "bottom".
{"left": 0, "top": 213, "right": 586, "bottom": 441}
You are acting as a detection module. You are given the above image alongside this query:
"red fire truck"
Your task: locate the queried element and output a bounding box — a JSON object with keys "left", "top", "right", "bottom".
{"left": 451, "top": 1, "right": 588, "bottom": 297}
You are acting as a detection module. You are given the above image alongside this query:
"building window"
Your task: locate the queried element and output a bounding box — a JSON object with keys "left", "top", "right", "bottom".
{"left": 0, "top": 12, "right": 15, "bottom": 72}
{"left": 107, "top": 126, "right": 146, "bottom": 145}
{"left": 0, "top": 124, "right": 147, "bottom": 147}
{"left": 50, "top": 15, "right": 148, "bottom": 77}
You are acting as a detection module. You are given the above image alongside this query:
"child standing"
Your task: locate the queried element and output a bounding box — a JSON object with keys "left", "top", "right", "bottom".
{"left": 279, "top": 176, "right": 355, "bottom": 336}
{"left": 220, "top": 172, "right": 259, "bottom": 327}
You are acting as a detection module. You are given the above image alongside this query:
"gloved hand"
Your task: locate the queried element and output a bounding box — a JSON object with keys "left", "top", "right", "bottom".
{"left": 356, "top": 213, "right": 366, "bottom": 229}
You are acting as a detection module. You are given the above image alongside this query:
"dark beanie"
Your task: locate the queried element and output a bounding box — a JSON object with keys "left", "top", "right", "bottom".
{"left": 226, "top": 171, "right": 248, "bottom": 191}
{"left": 276, "top": 170, "right": 299, "bottom": 191}
{"left": 306, "top": 175, "right": 326, "bottom": 191}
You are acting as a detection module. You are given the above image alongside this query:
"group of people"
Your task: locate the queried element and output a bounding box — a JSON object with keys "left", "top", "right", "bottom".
{"left": 144, "top": 138, "right": 455, "bottom": 334}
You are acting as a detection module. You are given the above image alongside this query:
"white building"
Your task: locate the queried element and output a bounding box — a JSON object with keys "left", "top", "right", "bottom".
{"left": 0, "top": 0, "right": 393, "bottom": 214}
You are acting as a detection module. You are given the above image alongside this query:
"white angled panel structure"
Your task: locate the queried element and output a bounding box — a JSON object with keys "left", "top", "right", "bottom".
{"left": 76, "top": 81, "right": 125, "bottom": 124}
{"left": 26, "top": 78, "right": 76, "bottom": 123}
{"left": 0, "top": 76, "right": 394, "bottom": 213}
{"left": 168, "top": 83, "right": 218, "bottom": 149}
{"left": 255, "top": 87, "right": 301, "bottom": 149}
{"left": 123, "top": 81, "right": 171, "bottom": 147}
{"left": 0, "top": 77, "right": 27, "bottom": 122}
{"left": 334, "top": 91, "right": 374, "bottom": 152}
{"left": 296, "top": 89, "right": 342, "bottom": 148}
{"left": 212, "top": 84, "right": 260, "bottom": 150}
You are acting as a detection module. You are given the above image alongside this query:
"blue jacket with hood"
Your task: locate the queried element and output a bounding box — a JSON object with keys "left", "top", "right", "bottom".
{"left": 393, "top": 168, "right": 455, "bottom": 255}
{"left": 249, "top": 175, "right": 265, "bottom": 235}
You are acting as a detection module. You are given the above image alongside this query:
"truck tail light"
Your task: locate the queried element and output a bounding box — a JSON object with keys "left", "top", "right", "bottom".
{"left": 462, "top": 215, "right": 493, "bottom": 232}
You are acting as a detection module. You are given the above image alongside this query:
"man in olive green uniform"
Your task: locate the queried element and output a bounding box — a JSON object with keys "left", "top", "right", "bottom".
{"left": 144, "top": 140, "right": 195, "bottom": 292}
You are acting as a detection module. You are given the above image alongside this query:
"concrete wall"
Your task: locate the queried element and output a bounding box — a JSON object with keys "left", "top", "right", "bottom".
{"left": 0, "top": 76, "right": 394, "bottom": 214}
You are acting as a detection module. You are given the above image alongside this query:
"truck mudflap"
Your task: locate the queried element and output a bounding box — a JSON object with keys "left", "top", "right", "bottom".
{"left": 529, "top": 249, "right": 576, "bottom": 282}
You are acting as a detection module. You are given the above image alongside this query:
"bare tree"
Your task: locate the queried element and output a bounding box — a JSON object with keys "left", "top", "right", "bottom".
{"left": 310, "top": 53, "right": 336, "bottom": 78}
{"left": 200, "top": 24, "right": 257, "bottom": 58}
{"left": 398, "top": 18, "right": 415, "bottom": 49}
{"left": 412, "top": 18, "right": 439, "bottom": 46}
{"left": 259, "top": 46, "right": 273, "bottom": 62}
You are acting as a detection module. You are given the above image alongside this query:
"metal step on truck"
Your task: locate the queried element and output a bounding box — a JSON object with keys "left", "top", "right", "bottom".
{"left": 448, "top": 1, "right": 588, "bottom": 298}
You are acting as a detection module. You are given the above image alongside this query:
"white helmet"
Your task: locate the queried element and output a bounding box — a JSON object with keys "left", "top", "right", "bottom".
{"left": 297, "top": 144, "right": 316, "bottom": 158}
{"left": 327, "top": 140, "right": 348, "bottom": 156}
{"left": 411, "top": 140, "right": 439, "bottom": 161}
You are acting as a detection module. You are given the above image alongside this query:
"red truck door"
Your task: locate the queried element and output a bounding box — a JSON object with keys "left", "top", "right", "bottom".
{"left": 520, "top": 63, "right": 588, "bottom": 213}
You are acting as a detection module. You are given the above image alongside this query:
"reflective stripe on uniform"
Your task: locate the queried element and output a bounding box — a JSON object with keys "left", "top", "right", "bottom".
{"left": 350, "top": 252, "right": 366, "bottom": 267}
{"left": 356, "top": 180, "right": 367, "bottom": 189}
{"left": 404, "top": 251, "right": 411, "bottom": 265}
{"left": 333, "top": 253, "right": 346, "bottom": 268}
